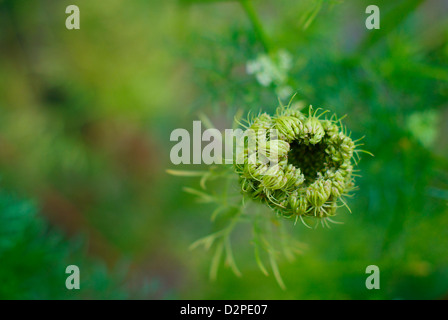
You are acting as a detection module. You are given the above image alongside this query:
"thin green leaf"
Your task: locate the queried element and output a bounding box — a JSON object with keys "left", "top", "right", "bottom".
{"left": 269, "top": 251, "right": 286, "bottom": 290}
{"left": 302, "top": 0, "right": 323, "bottom": 30}
{"left": 189, "top": 229, "right": 225, "bottom": 251}
{"left": 166, "top": 169, "right": 209, "bottom": 177}
{"left": 210, "top": 205, "right": 226, "bottom": 222}
{"left": 200, "top": 172, "right": 212, "bottom": 190}
{"left": 254, "top": 244, "right": 269, "bottom": 276}
{"left": 183, "top": 187, "right": 216, "bottom": 203}
{"left": 225, "top": 238, "right": 242, "bottom": 277}
{"left": 198, "top": 112, "right": 217, "bottom": 131}
{"left": 210, "top": 241, "right": 224, "bottom": 281}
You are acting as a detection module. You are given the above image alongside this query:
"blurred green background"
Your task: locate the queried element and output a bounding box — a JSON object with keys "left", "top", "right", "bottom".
{"left": 0, "top": 0, "right": 447, "bottom": 299}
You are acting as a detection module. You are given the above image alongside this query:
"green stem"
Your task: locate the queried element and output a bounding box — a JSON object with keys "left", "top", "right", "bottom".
{"left": 240, "top": 0, "right": 271, "bottom": 53}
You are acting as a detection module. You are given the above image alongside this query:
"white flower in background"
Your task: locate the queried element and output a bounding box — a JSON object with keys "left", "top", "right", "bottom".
{"left": 246, "top": 49, "right": 294, "bottom": 99}
{"left": 275, "top": 86, "right": 293, "bottom": 100}
{"left": 406, "top": 109, "right": 439, "bottom": 148}
{"left": 277, "top": 49, "right": 293, "bottom": 71}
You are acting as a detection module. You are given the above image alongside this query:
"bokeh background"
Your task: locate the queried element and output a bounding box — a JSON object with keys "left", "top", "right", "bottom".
{"left": 0, "top": 0, "right": 447, "bottom": 299}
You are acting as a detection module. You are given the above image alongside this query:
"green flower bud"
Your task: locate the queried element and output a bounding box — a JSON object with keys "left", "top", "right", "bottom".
{"left": 234, "top": 103, "right": 365, "bottom": 224}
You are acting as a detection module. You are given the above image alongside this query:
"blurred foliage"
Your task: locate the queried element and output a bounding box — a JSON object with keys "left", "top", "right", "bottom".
{"left": 0, "top": 189, "right": 129, "bottom": 299}
{"left": 0, "top": 0, "right": 447, "bottom": 299}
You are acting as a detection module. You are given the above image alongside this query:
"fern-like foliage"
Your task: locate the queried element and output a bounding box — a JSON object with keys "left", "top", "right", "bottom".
{"left": 0, "top": 190, "right": 128, "bottom": 299}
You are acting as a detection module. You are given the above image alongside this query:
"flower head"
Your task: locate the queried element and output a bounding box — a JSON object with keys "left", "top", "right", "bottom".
{"left": 234, "top": 103, "right": 361, "bottom": 225}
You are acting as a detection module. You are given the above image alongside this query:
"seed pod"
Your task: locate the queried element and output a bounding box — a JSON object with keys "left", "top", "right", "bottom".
{"left": 250, "top": 113, "right": 272, "bottom": 131}
{"left": 306, "top": 178, "right": 332, "bottom": 208}
{"left": 263, "top": 140, "right": 290, "bottom": 160}
{"left": 289, "top": 190, "right": 308, "bottom": 215}
{"left": 302, "top": 117, "right": 325, "bottom": 145}
{"left": 273, "top": 116, "right": 297, "bottom": 142}
{"left": 261, "top": 166, "right": 287, "bottom": 190}
{"left": 283, "top": 164, "right": 305, "bottom": 190}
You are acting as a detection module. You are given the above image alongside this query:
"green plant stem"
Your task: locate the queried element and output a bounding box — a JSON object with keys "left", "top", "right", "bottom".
{"left": 240, "top": 0, "right": 271, "bottom": 53}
